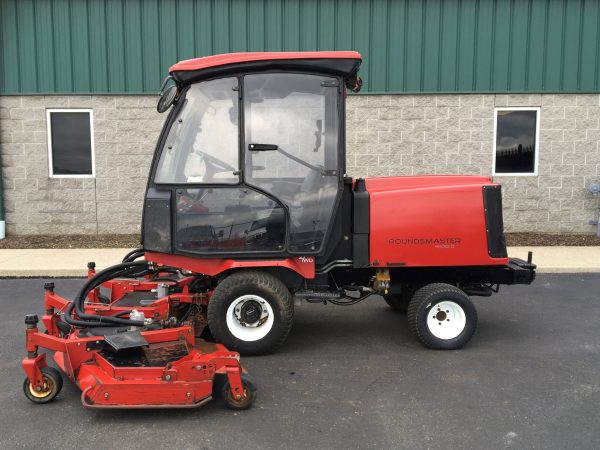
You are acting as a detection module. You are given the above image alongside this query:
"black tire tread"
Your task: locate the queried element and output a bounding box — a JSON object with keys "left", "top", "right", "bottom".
{"left": 383, "top": 284, "right": 419, "bottom": 312}
{"left": 207, "top": 270, "right": 293, "bottom": 355}
{"left": 407, "top": 283, "right": 477, "bottom": 350}
{"left": 23, "top": 366, "right": 63, "bottom": 404}
{"left": 383, "top": 294, "right": 409, "bottom": 312}
{"left": 221, "top": 374, "right": 257, "bottom": 410}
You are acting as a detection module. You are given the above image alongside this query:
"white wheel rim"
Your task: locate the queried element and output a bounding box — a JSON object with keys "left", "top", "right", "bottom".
{"left": 426, "top": 301, "right": 467, "bottom": 340}
{"left": 226, "top": 295, "right": 274, "bottom": 342}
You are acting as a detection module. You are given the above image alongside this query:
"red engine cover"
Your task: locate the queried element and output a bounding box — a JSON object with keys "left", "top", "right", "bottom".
{"left": 366, "top": 176, "right": 509, "bottom": 267}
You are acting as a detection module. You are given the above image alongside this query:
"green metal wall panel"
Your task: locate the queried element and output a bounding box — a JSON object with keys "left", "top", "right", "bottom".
{"left": 1, "top": 0, "right": 599, "bottom": 94}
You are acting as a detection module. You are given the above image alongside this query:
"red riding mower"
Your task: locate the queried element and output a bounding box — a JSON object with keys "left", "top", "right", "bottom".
{"left": 22, "top": 51, "right": 536, "bottom": 408}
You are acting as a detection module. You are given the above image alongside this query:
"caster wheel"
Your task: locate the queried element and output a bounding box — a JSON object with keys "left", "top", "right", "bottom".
{"left": 23, "top": 366, "right": 63, "bottom": 404}
{"left": 221, "top": 374, "right": 256, "bottom": 410}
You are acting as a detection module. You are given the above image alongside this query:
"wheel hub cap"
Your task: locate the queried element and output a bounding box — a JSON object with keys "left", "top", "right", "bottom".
{"left": 426, "top": 301, "right": 467, "bottom": 340}
{"left": 226, "top": 295, "right": 275, "bottom": 342}
{"left": 28, "top": 376, "right": 53, "bottom": 398}
{"left": 239, "top": 300, "right": 262, "bottom": 325}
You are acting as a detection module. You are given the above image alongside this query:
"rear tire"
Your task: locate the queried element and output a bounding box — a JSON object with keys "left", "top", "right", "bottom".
{"left": 207, "top": 271, "right": 293, "bottom": 355}
{"left": 407, "top": 283, "right": 477, "bottom": 350}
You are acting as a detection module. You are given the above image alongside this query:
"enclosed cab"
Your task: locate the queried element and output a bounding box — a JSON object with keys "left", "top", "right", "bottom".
{"left": 143, "top": 52, "right": 535, "bottom": 355}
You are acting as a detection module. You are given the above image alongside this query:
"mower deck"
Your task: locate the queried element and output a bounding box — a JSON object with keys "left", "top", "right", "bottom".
{"left": 22, "top": 264, "right": 255, "bottom": 410}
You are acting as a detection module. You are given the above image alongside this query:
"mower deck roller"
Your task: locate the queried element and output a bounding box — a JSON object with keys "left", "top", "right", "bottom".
{"left": 22, "top": 263, "right": 256, "bottom": 410}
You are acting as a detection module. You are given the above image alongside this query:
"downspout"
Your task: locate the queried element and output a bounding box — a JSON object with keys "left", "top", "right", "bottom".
{"left": 0, "top": 150, "right": 5, "bottom": 239}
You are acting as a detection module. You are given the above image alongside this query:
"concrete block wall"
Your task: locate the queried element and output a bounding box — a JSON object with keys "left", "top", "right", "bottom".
{"left": 0, "top": 95, "right": 161, "bottom": 234}
{"left": 346, "top": 93, "right": 600, "bottom": 233}
{"left": 0, "top": 93, "right": 599, "bottom": 235}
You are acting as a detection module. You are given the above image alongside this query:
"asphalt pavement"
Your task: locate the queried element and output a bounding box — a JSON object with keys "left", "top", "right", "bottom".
{"left": 0, "top": 274, "right": 599, "bottom": 450}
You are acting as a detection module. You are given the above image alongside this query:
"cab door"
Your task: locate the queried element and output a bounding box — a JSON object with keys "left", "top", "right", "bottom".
{"left": 243, "top": 73, "right": 342, "bottom": 254}
{"left": 145, "top": 76, "right": 286, "bottom": 255}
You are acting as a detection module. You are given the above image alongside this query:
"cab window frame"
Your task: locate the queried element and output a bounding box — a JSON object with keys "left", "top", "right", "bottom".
{"left": 147, "top": 70, "right": 346, "bottom": 257}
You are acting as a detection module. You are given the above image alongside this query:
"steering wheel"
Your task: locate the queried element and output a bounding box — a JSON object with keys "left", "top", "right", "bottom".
{"left": 275, "top": 146, "right": 322, "bottom": 173}
{"left": 198, "top": 150, "right": 236, "bottom": 173}
{"left": 178, "top": 188, "right": 210, "bottom": 213}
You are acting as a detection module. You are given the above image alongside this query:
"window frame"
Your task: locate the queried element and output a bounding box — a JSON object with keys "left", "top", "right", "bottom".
{"left": 492, "top": 106, "right": 540, "bottom": 177}
{"left": 46, "top": 108, "right": 96, "bottom": 178}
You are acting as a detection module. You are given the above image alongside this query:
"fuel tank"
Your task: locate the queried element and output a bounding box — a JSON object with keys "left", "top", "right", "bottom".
{"left": 365, "top": 175, "right": 509, "bottom": 268}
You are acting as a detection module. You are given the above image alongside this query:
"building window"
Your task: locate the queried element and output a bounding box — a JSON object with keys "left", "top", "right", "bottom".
{"left": 493, "top": 107, "right": 540, "bottom": 176}
{"left": 46, "top": 109, "right": 95, "bottom": 177}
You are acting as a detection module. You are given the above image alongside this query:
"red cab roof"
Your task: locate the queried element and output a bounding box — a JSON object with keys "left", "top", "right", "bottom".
{"left": 169, "top": 51, "right": 362, "bottom": 73}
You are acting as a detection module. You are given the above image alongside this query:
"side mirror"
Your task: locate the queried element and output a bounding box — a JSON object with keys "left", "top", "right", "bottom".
{"left": 157, "top": 85, "right": 178, "bottom": 113}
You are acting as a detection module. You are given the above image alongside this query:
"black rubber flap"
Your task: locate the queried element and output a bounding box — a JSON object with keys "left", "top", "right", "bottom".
{"left": 483, "top": 185, "right": 508, "bottom": 258}
{"left": 143, "top": 189, "right": 172, "bottom": 253}
{"left": 104, "top": 330, "right": 149, "bottom": 351}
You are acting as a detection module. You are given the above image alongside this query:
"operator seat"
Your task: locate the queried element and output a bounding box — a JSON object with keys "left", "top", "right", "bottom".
{"left": 289, "top": 168, "right": 330, "bottom": 249}
{"left": 265, "top": 208, "right": 285, "bottom": 245}
{"left": 291, "top": 169, "right": 322, "bottom": 226}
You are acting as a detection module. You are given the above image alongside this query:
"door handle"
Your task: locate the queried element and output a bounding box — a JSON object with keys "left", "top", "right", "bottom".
{"left": 248, "top": 143, "right": 278, "bottom": 151}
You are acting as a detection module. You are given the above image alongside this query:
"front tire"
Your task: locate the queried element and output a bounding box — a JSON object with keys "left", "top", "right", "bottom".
{"left": 407, "top": 283, "right": 477, "bottom": 350}
{"left": 207, "top": 271, "right": 293, "bottom": 355}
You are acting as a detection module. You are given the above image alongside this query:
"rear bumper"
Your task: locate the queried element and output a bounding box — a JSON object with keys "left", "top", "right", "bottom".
{"left": 505, "top": 257, "right": 537, "bottom": 285}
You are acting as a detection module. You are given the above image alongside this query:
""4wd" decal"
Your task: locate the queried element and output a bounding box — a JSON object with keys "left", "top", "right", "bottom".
{"left": 298, "top": 257, "right": 314, "bottom": 263}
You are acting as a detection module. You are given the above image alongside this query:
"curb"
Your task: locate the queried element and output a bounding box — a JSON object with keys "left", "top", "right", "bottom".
{"left": 0, "top": 248, "right": 136, "bottom": 278}
{"left": 0, "top": 247, "right": 598, "bottom": 277}
{"left": 508, "top": 246, "right": 600, "bottom": 274}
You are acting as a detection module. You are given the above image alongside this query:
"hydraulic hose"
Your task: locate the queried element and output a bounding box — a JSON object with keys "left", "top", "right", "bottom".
{"left": 122, "top": 248, "right": 145, "bottom": 263}
{"left": 177, "top": 303, "right": 197, "bottom": 326}
{"left": 75, "top": 262, "right": 150, "bottom": 325}
{"left": 65, "top": 261, "right": 152, "bottom": 327}
{"left": 63, "top": 301, "right": 119, "bottom": 327}
{"left": 62, "top": 302, "right": 137, "bottom": 328}
{"left": 63, "top": 259, "right": 186, "bottom": 328}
